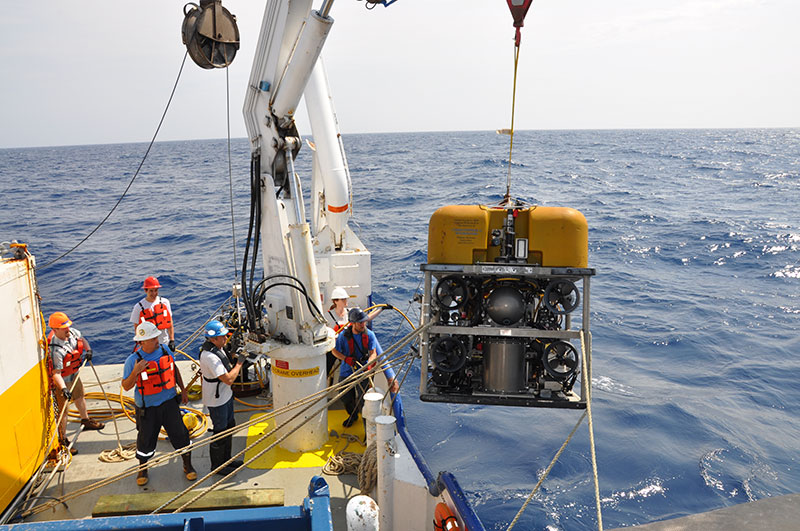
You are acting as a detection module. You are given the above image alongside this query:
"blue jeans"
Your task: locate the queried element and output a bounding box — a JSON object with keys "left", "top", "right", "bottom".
{"left": 208, "top": 397, "right": 236, "bottom": 468}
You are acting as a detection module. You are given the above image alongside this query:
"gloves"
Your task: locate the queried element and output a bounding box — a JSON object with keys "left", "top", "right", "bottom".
{"left": 61, "top": 388, "right": 72, "bottom": 400}
{"left": 237, "top": 351, "right": 248, "bottom": 365}
{"left": 84, "top": 350, "right": 93, "bottom": 362}
{"left": 344, "top": 356, "right": 355, "bottom": 367}
{"left": 168, "top": 340, "right": 176, "bottom": 352}
{"left": 367, "top": 362, "right": 376, "bottom": 371}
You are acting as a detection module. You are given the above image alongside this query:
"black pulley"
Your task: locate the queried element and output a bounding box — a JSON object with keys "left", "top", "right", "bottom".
{"left": 182, "top": 0, "right": 240, "bottom": 69}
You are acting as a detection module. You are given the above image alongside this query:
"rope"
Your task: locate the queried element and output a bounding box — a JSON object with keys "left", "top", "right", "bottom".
{"left": 37, "top": 51, "right": 190, "bottom": 271}
{"left": 358, "top": 442, "right": 378, "bottom": 494}
{"left": 505, "top": 411, "right": 586, "bottom": 531}
{"left": 504, "top": 42, "right": 521, "bottom": 204}
{"left": 581, "top": 329, "right": 603, "bottom": 530}
{"left": 505, "top": 330, "right": 604, "bottom": 531}
{"left": 322, "top": 432, "right": 363, "bottom": 476}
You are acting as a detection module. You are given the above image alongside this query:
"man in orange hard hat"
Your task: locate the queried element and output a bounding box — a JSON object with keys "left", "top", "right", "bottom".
{"left": 129, "top": 276, "right": 176, "bottom": 352}
{"left": 48, "top": 312, "right": 105, "bottom": 454}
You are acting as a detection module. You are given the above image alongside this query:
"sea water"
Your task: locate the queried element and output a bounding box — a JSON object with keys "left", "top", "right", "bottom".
{"left": 1, "top": 128, "right": 798, "bottom": 529}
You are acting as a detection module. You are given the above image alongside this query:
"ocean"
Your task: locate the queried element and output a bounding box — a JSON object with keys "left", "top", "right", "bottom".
{"left": 1, "top": 128, "right": 798, "bottom": 529}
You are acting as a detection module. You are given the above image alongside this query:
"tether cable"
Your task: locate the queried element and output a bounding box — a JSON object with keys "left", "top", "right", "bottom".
{"left": 37, "top": 51, "right": 190, "bottom": 271}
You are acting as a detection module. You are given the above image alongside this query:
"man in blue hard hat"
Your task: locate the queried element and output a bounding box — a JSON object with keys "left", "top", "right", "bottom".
{"left": 332, "top": 307, "right": 399, "bottom": 427}
{"left": 199, "top": 320, "right": 246, "bottom": 476}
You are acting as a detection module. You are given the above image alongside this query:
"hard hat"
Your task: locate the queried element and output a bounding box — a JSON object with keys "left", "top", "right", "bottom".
{"left": 183, "top": 412, "right": 199, "bottom": 431}
{"left": 205, "top": 320, "right": 229, "bottom": 337}
{"left": 348, "top": 308, "right": 369, "bottom": 323}
{"left": 142, "top": 276, "right": 161, "bottom": 289}
{"left": 49, "top": 312, "right": 72, "bottom": 329}
{"left": 134, "top": 321, "right": 161, "bottom": 341}
{"left": 331, "top": 287, "right": 349, "bottom": 300}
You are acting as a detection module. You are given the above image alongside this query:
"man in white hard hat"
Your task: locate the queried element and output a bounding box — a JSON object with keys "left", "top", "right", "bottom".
{"left": 130, "top": 275, "right": 176, "bottom": 351}
{"left": 122, "top": 321, "right": 195, "bottom": 486}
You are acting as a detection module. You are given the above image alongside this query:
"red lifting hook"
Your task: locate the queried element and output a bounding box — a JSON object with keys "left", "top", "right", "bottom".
{"left": 506, "top": 0, "right": 534, "bottom": 46}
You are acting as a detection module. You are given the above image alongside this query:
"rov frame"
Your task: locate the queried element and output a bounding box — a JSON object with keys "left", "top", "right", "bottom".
{"left": 419, "top": 263, "right": 595, "bottom": 409}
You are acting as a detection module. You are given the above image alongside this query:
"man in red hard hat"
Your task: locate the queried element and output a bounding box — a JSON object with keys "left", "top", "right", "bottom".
{"left": 48, "top": 311, "right": 105, "bottom": 454}
{"left": 129, "top": 276, "right": 176, "bottom": 352}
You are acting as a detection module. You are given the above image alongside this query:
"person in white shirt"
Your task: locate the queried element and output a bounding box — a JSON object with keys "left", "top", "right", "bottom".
{"left": 199, "top": 320, "right": 245, "bottom": 476}
{"left": 129, "top": 275, "right": 176, "bottom": 351}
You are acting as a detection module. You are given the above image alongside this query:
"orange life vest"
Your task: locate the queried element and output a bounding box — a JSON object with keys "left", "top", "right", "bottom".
{"left": 138, "top": 297, "right": 173, "bottom": 330}
{"left": 47, "top": 330, "right": 85, "bottom": 378}
{"left": 135, "top": 346, "right": 176, "bottom": 404}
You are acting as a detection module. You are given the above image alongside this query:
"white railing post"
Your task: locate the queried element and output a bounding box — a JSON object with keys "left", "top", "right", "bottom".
{"left": 376, "top": 415, "right": 396, "bottom": 531}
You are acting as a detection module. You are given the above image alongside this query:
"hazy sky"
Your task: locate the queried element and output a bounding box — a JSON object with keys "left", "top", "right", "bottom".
{"left": 2, "top": 0, "right": 798, "bottom": 148}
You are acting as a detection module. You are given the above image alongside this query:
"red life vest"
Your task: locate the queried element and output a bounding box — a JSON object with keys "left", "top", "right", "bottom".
{"left": 47, "top": 330, "right": 85, "bottom": 378}
{"left": 135, "top": 347, "right": 176, "bottom": 403}
{"left": 346, "top": 329, "right": 371, "bottom": 362}
{"left": 138, "top": 297, "right": 173, "bottom": 330}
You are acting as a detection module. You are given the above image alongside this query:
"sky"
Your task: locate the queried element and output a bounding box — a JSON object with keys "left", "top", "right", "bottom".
{"left": 1, "top": 0, "right": 798, "bottom": 148}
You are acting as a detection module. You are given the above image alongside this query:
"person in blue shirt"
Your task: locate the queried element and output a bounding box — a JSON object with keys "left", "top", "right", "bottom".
{"left": 122, "top": 321, "right": 196, "bottom": 486}
{"left": 331, "top": 308, "right": 398, "bottom": 427}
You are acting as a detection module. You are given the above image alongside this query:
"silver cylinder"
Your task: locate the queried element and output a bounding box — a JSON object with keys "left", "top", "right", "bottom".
{"left": 483, "top": 339, "right": 527, "bottom": 393}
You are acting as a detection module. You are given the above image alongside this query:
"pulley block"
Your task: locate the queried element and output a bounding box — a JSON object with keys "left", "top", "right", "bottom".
{"left": 182, "top": 0, "right": 240, "bottom": 69}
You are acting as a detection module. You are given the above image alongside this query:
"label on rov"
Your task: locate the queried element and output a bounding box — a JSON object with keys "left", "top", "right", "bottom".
{"left": 272, "top": 366, "right": 320, "bottom": 378}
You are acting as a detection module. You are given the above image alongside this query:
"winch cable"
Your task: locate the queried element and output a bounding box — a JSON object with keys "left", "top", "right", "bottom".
{"left": 37, "top": 51, "right": 190, "bottom": 271}
{"left": 225, "top": 65, "right": 239, "bottom": 281}
{"left": 21, "top": 326, "right": 426, "bottom": 519}
{"left": 505, "top": 329, "right": 603, "bottom": 531}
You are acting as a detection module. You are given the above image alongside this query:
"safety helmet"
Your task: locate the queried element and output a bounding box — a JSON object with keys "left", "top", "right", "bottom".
{"left": 142, "top": 276, "right": 161, "bottom": 289}
{"left": 348, "top": 308, "right": 369, "bottom": 323}
{"left": 134, "top": 321, "right": 161, "bottom": 341}
{"left": 183, "top": 412, "right": 199, "bottom": 431}
{"left": 205, "top": 320, "right": 229, "bottom": 337}
{"left": 49, "top": 311, "right": 72, "bottom": 329}
{"left": 331, "top": 287, "right": 349, "bottom": 300}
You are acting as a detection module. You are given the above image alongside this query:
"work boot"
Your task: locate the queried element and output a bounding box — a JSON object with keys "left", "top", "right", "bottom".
{"left": 81, "top": 418, "right": 105, "bottom": 430}
{"left": 214, "top": 464, "right": 238, "bottom": 477}
{"left": 182, "top": 453, "right": 197, "bottom": 481}
{"left": 136, "top": 469, "right": 148, "bottom": 486}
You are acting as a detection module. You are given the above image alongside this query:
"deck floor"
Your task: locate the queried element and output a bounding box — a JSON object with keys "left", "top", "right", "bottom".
{"left": 22, "top": 361, "right": 356, "bottom": 529}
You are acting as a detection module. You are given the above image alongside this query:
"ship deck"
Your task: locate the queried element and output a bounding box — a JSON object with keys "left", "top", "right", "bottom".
{"left": 17, "top": 361, "right": 358, "bottom": 528}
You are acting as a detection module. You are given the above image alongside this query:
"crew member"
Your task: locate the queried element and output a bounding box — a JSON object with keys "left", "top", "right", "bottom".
{"left": 199, "top": 320, "right": 246, "bottom": 476}
{"left": 130, "top": 276, "right": 176, "bottom": 351}
{"left": 122, "top": 321, "right": 195, "bottom": 486}
{"left": 48, "top": 312, "right": 105, "bottom": 454}
{"left": 331, "top": 308, "right": 399, "bottom": 427}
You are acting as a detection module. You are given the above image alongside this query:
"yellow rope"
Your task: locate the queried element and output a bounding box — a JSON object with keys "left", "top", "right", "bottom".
{"left": 581, "top": 329, "right": 603, "bottom": 530}
{"left": 505, "top": 43, "right": 521, "bottom": 202}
